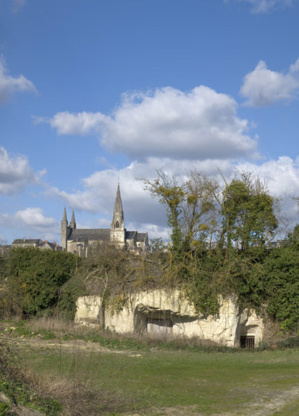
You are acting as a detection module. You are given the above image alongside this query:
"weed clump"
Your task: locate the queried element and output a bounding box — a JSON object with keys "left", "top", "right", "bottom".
{"left": 0, "top": 340, "right": 62, "bottom": 415}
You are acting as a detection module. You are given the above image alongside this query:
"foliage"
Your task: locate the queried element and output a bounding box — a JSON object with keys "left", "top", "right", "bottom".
{"left": 263, "top": 244, "right": 299, "bottom": 331}
{"left": 4, "top": 248, "right": 76, "bottom": 318}
{"left": 144, "top": 169, "right": 218, "bottom": 266}
{"left": 144, "top": 169, "right": 185, "bottom": 258}
{"left": 150, "top": 237, "right": 165, "bottom": 252}
{"left": 1, "top": 173, "right": 297, "bottom": 333}
{"left": 142, "top": 169, "right": 299, "bottom": 330}
{"left": 56, "top": 274, "right": 88, "bottom": 320}
{"left": 221, "top": 174, "right": 278, "bottom": 251}
{"left": 77, "top": 245, "right": 172, "bottom": 319}
{"left": 0, "top": 340, "right": 62, "bottom": 415}
{"left": 183, "top": 169, "right": 219, "bottom": 246}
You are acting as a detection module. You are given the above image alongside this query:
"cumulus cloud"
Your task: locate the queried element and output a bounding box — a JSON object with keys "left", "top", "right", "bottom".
{"left": 0, "top": 58, "right": 36, "bottom": 103}
{"left": 0, "top": 147, "right": 40, "bottom": 194}
{"left": 14, "top": 208, "right": 58, "bottom": 229}
{"left": 240, "top": 59, "right": 299, "bottom": 107}
{"left": 46, "top": 111, "right": 108, "bottom": 135}
{"left": 42, "top": 86, "right": 258, "bottom": 161}
{"left": 226, "top": 0, "right": 294, "bottom": 13}
{"left": 237, "top": 156, "right": 299, "bottom": 198}
{"left": 0, "top": 208, "right": 59, "bottom": 243}
{"left": 47, "top": 165, "right": 162, "bottom": 223}
{"left": 45, "top": 154, "right": 299, "bottom": 241}
{"left": 46, "top": 157, "right": 232, "bottom": 218}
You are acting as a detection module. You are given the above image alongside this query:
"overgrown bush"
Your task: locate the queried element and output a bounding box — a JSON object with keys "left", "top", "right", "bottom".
{"left": 1, "top": 248, "right": 77, "bottom": 318}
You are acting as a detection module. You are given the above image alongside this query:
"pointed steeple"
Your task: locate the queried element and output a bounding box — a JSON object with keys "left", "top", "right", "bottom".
{"left": 112, "top": 183, "right": 124, "bottom": 229}
{"left": 62, "top": 208, "right": 68, "bottom": 224}
{"left": 110, "top": 183, "right": 125, "bottom": 246}
{"left": 70, "top": 210, "right": 76, "bottom": 229}
{"left": 61, "top": 208, "right": 68, "bottom": 250}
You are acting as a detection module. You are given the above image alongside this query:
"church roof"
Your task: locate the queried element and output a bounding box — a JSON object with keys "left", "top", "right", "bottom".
{"left": 125, "top": 231, "right": 137, "bottom": 239}
{"left": 68, "top": 228, "right": 110, "bottom": 242}
{"left": 125, "top": 231, "right": 148, "bottom": 242}
{"left": 136, "top": 233, "right": 148, "bottom": 242}
{"left": 12, "top": 239, "right": 43, "bottom": 245}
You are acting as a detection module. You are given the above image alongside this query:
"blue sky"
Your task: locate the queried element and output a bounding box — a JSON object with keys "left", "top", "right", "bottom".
{"left": 0, "top": 0, "right": 299, "bottom": 244}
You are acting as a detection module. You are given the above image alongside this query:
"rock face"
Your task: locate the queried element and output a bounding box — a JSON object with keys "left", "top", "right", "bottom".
{"left": 75, "top": 290, "right": 264, "bottom": 347}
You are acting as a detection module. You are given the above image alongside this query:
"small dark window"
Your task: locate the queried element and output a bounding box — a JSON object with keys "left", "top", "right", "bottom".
{"left": 240, "top": 336, "right": 255, "bottom": 349}
{"left": 115, "top": 221, "right": 119, "bottom": 228}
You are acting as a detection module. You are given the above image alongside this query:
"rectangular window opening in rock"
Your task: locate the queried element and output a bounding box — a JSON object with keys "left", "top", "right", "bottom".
{"left": 240, "top": 335, "right": 255, "bottom": 348}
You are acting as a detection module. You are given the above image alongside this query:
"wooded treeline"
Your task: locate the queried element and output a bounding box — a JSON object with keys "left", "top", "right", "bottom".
{"left": 144, "top": 169, "right": 299, "bottom": 331}
{"left": 0, "top": 170, "right": 298, "bottom": 332}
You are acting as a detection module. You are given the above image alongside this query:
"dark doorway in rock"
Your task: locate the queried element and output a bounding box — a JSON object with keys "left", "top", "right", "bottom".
{"left": 147, "top": 318, "right": 173, "bottom": 336}
{"left": 240, "top": 335, "right": 255, "bottom": 348}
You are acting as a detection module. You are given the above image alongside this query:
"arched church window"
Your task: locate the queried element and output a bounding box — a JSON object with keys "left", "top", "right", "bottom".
{"left": 116, "top": 221, "right": 119, "bottom": 228}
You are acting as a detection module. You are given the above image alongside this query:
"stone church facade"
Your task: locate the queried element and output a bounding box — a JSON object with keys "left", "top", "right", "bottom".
{"left": 61, "top": 184, "right": 149, "bottom": 256}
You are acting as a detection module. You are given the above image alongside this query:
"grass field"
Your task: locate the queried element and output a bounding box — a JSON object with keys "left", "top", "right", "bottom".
{"left": 1, "top": 320, "right": 299, "bottom": 415}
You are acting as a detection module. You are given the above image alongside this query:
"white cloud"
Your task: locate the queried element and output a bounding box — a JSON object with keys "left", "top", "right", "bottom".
{"left": 45, "top": 154, "right": 299, "bottom": 241}
{"left": 14, "top": 208, "right": 58, "bottom": 228}
{"left": 43, "top": 86, "right": 258, "bottom": 161}
{"left": 12, "top": 0, "right": 26, "bottom": 12}
{"left": 45, "top": 157, "right": 232, "bottom": 219}
{"left": 237, "top": 156, "right": 299, "bottom": 198}
{"left": 0, "top": 147, "right": 39, "bottom": 194}
{"left": 0, "top": 58, "right": 36, "bottom": 103}
{"left": 0, "top": 208, "right": 59, "bottom": 243}
{"left": 240, "top": 59, "right": 299, "bottom": 106}
{"left": 227, "top": 0, "right": 294, "bottom": 13}
{"left": 47, "top": 111, "right": 108, "bottom": 135}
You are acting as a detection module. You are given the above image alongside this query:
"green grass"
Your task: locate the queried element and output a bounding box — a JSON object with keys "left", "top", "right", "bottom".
{"left": 20, "top": 343, "right": 299, "bottom": 415}
{"left": 1, "top": 319, "right": 299, "bottom": 415}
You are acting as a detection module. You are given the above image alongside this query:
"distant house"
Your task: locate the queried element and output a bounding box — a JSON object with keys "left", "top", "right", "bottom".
{"left": 12, "top": 239, "right": 44, "bottom": 248}
{"left": 39, "top": 241, "right": 62, "bottom": 251}
{"left": 11, "top": 239, "right": 61, "bottom": 251}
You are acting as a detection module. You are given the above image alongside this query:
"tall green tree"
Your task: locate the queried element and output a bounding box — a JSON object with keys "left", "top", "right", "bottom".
{"left": 144, "top": 169, "right": 218, "bottom": 259}
{"left": 182, "top": 169, "right": 218, "bottom": 250}
{"left": 263, "top": 233, "right": 299, "bottom": 331}
{"left": 220, "top": 173, "right": 278, "bottom": 251}
{"left": 144, "top": 170, "right": 185, "bottom": 259}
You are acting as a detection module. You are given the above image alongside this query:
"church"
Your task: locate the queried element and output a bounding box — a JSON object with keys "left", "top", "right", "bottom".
{"left": 61, "top": 184, "right": 149, "bottom": 256}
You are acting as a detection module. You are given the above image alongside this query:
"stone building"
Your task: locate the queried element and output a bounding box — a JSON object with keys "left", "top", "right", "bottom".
{"left": 61, "top": 184, "right": 149, "bottom": 256}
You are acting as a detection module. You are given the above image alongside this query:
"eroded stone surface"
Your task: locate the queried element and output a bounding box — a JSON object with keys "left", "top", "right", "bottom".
{"left": 75, "top": 290, "right": 264, "bottom": 347}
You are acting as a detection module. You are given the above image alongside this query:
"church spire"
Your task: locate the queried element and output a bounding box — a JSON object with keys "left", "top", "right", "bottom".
{"left": 112, "top": 182, "right": 124, "bottom": 229}
{"left": 61, "top": 208, "right": 69, "bottom": 250}
{"left": 62, "top": 207, "right": 67, "bottom": 223}
{"left": 110, "top": 183, "right": 125, "bottom": 246}
{"left": 70, "top": 210, "right": 76, "bottom": 229}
